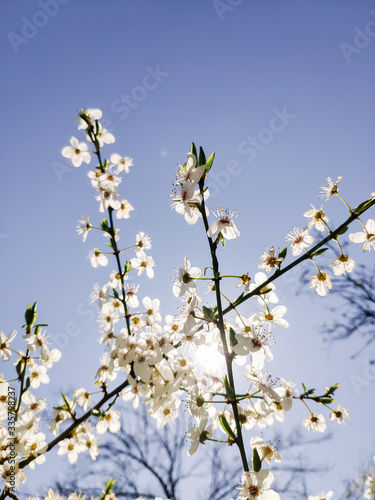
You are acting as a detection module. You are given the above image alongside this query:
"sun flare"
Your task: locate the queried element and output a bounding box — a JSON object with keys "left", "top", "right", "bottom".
{"left": 195, "top": 344, "right": 225, "bottom": 373}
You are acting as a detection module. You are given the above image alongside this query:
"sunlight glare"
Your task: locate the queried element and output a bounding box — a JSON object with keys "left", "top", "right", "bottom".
{"left": 195, "top": 344, "right": 225, "bottom": 372}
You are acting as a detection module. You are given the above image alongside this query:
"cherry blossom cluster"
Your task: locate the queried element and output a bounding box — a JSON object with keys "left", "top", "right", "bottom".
{"left": 24, "top": 484, "right": 169, "bottom": 500}
{"left": 0, "top": 109, "right": 192, "bottom": 498}
{"left": 168, "top": 144, "right": 374, "bottom": 499}
{"left": 363, "top": 456, "right": 375, "bottom": 500}
{"left": 283, "top": 177, "right": 375, "bottom": 297}
{"left": 1, "top": 108, "right": 374, "bottom": 500}
{"left": 0, "top": 303, "right": 61, "bottom": 489}
{"left": 24, "top": 490, "right": 168, "bottom": 500}
{"left": 52, "top": 110, "right": 202, "bottom": 458}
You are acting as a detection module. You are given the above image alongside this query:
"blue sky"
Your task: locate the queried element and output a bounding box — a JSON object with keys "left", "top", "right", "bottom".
{"left": 1, "top": 0, "right": 375, "bottom": 497}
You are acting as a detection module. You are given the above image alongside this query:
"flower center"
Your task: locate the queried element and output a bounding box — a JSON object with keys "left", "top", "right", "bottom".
{"left": 219, "top": 217, "right": 230, "bottom": 224}
{"left": 248, "top": 485, "right": 260, "bottom": 497}
{"left": 338, "top": 255, "right": 348, "bottom": 263}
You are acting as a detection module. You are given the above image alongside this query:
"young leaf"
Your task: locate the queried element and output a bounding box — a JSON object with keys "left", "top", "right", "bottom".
{"left": 353, "top": 198, "right": 375, "bottom": 215}
{"left": 205, "top": 152, "right": 215, "bottom": 174}
{"left": 25, "top": 377, "right": 31, "bottom": 390}
{"left": 198, "top": 146, "right": 206, "bottom": 167}
{"left": 25, "top": 302, "right": 37, "bottom": 326}
{"left": 61, "top": 392, "right": 71, "bottom": 413}
{"left": 311, "top": 247, "right": 329, "bottom": 257}
{"left": 229, "top": 327, "right": 238, "bottom": 347}
{"left": 202, "top": 306, "right": 215, "bottom": 320}
{"left": 219, "top": 413, "right": 236, "bottom": 439}
{"left": 224, "top": 375, "right": 235, "bottom": 400}
{"left": 336, "top": 225, "right": 348, "bottom": 236}
{"left": 252, "top": 447, "right": 262, "bottom": 472}
{"left": 278, "top": 247, "right": 287, "bottom": 259}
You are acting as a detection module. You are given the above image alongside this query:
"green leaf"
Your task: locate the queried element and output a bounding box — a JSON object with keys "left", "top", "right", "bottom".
{"left": 124, "top": 261, "right": 132, "bottom": 273}
{"left": 190, "top": 142, "right": 197, "bottom": 158}
{"left": 105, "top": 478, "right": 116, "bottom": 492}
{"left": 353, "top": 198, "right": 375, "bottom": 215}
{"left": 202, "top": 306, "right": 215, "bottom": 320}
{"left": 205, "top": 152, "right": 215, "bottom": 174}
{"left": 25, "top": 377, "right": 31, "bottom": 390}
{"left": 101, "top": 479, "right": 116, "bottom": 500}
{"left": 112, "top": 288, "right": 119, "bottom": 299}
{"left": 234, "top": 292, "right": 245, "bottom": 305}
{"left": 278, "top": 247, "right": 287, "bottom": 259}
{"left": 15, "top": 360, "right": 23, "bottom": 377}
{"left": 101, "top": 219, "right": 109, "bottom": 230}
{"left": 311, "top": 247, "right": 329, "bottom": 257}
{"left": 219, "top": 413, "right": 236, "bottom": 439}
{"left": 198, "top": 147, "right": 206, "bottom": 167}
{"left": 229, "top": 327, "right": 238, "bottom": 347}
{"left": 25, "top": 302, "right": 37, "bottom": 326}
{"left": 336, "top": 225, "right": 348, "bottom": 236}
{"left": 203, "top": 266, "right": 211, "bottom": 277}
{"left": 216, "top": 233, "right": 225, "bottom": 247}
{"left": 61, "top": 392, "right": 71, "bottom": 412}
{"left": 252, "top": 447, "right": 262, "bottom": 472}
{"left": 317, "top": 397, "right": 335, "bottom": 404}
{"left": 224, "top": 376, "right": 235, "bottom": 400}
{"left": 325, "top": 383, "right": 339, "bottom": 395}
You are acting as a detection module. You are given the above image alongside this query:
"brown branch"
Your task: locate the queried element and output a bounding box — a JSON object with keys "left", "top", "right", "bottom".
{"left": 18, "top": 375, "right": 131, "bottom": 470}
{"left": 222, "top": 198, "right": 375, "bottom": 315}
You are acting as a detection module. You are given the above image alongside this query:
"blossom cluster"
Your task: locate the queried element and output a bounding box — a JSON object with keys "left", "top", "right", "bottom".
{"left": 25, "top": 487, "right": 168, "bottom": 500}
{"left": 0, "top": 305, "right": 62, "bottom": 489}
{"left": 1, "top": 108, "right": 374, "bottom": 500}
{"left": 363, "top": 456, "right": 375, "bottom": 499}
{"left": 282, "top": 176, "right": 374, "bottom": 297}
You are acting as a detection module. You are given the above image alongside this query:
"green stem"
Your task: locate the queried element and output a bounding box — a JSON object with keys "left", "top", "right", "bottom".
{"left": 198, "top": 179, "right": 249, "bottom": 472}
{"left": 108, "top": 207, "right": 132, "bottom": 336}
{"left": 14, "top": 349, "right": 30, "bottom": 420}
{"left": 93, "top": 140, "right": 132, "bottom": 336}
{"left": 222, "top": 201, "right": 375, "bottom": 315}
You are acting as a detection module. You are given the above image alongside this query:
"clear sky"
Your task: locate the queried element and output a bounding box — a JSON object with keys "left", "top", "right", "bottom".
{"left": 1, "top": 0, "right": 375, "bottom": 497}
